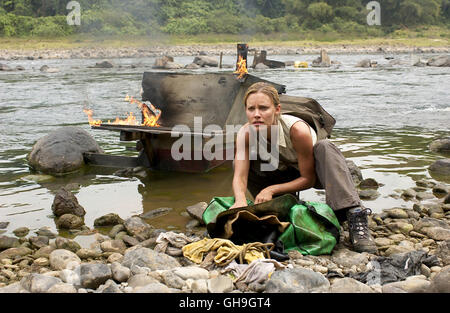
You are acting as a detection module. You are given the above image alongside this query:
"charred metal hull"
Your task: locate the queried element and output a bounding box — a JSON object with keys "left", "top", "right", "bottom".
{"left": 87, "top": 72, "right": 286, "bottom": 173}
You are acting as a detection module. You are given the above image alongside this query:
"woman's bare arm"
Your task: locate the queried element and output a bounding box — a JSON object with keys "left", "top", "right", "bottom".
{"left": 254, "top": 122, "right": 316, "bottom": 203}
{"left": 230, "top": 125, "right": 250, "bottom": 209}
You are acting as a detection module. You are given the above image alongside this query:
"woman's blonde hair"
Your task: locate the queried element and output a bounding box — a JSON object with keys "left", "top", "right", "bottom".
{"left": 243, "top": 82, "right": 280, "bottom": 107}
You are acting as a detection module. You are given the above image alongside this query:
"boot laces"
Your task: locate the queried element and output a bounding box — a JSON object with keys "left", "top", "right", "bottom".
{"left": 349, "top": 208, "right": 372, "bottom": 240}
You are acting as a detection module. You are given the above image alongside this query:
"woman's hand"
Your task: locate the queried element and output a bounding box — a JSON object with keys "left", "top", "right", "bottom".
{"left": 254, "top": 187, "right": 274, "bottom": 204}
{"left": 230, "top": 200, "right": 248, "bottom": 210}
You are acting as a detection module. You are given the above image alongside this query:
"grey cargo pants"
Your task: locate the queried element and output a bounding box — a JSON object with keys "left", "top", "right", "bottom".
{"left": 247, "top": 139, "right": 361, "bottom": 219}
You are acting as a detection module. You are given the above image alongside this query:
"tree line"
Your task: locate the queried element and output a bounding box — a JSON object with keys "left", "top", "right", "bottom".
{"left": 0, "top": 0, "right": 449, "bottom": 37}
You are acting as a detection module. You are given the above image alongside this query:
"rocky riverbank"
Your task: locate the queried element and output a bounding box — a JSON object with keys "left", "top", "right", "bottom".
{"left": 1, "top": 44, "right": 449, "bottom": 61}
{"left": 0, "top": 174, "right": 449, "bottom": 293}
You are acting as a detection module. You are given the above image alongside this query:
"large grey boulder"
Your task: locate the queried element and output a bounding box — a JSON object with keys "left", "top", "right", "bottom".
{"left": 94, "top": 213, "right": 124, "bottom": 227}
{"left": 0, "top": 236, "right": 20, "bottom": 250}
{"left": 121, "top": 247, "right": 180, "bottom": 270}
{"left": 265, "top": 268, "right": 330, "bottom": 293}
{"left": 27, "top": 126, "right": 103, "bottom": 175}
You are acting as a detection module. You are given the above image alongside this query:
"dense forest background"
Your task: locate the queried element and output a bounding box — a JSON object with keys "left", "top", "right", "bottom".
{"left": 0, "top": 0, "right": 449, "bottom": 38}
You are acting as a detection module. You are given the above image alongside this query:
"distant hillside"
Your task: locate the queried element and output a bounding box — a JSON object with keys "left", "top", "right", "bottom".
{"left": 0, "top": 0, "right": 449, "bottom": 37}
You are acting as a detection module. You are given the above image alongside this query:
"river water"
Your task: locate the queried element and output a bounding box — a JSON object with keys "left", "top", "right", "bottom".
{"left": 0, "top": 53, "right": 449, "bottom": 236}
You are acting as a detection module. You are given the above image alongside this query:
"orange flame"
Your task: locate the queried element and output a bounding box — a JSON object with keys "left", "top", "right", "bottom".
{"left": 126, "top": 96, "right": 162, "bottom": 127}
{"left": 83, "top": 109, "right": 102, "bottom": 126}
{"left": 83, "top": 95, "right": 162, "bottom": 127}
{"left": 234, "top": 55, "right": 248, "bottom": 79}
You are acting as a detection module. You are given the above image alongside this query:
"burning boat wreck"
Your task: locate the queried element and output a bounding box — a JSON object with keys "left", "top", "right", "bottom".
{"left": 83, "top": 44, "right": 335, "bottom": 173}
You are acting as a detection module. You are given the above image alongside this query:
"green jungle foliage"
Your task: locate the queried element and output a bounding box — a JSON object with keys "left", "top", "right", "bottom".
{"left": 0, "top": 0, "right": 449, "bottom": 37}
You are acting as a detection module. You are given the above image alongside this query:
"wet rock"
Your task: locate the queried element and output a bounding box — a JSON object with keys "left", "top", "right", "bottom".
{"left": 191, "top": 279, "right": 208, "bottom": 293}
{"left": 127, "top": 273, "right": 159, "bottom": 289}
{"left": 100, "top": 239, "right": 127, "bottom": 254}
{"left": 162, "top": 270, "right": 186, "bottom": 289}
{"left": 110, "top": 262, "right": 130, "bottom": 283}
{"left": 91, "top": 60, "right": 114, "bottom": 68}
{"left": 430, "top": 138, "right": 450, "bottom": 153}
{"left": 346, "top": 159, "right": 363, "bottom": 185}
{"left": 0, "top": 222, "right": 9, "bottom": 230}
{"left": 139, "top": 207, "right": 172, "bottom": 219}
{"left": 382, "top": 275, "right": 431, "bottom": 293}
{"left": 331, "top": 248, "right": 370, "bottom": 268}
{"left": 164, "top": 62, "right": 183, "bottom": 69}
{"left": 0, "top": 63, "right": 14, "bottom": 71}
{"left": 266, "top": 268, "right": 330, "bottom": 293}
{"left": 40, "top": 65, "right": 60, "bottom": 73}
{"left": 55, "top": 237, "right": 81, "bottom": 253}
{"left": 47, "top": 282, "right": 77, "bottom": 293}
{"left": 107, "top": 253, "right": 123, "bottom": 263}
{"left": 386, "top": 208, "right": 409, "bottom": 219}
{"left": 51, "top": 188, "right": 86, "bottom": 217}
{"left": 427, "top": 55, "right": 450, "bottom": 67}
{"left": 123, "top": 217, "right": 153, "bottom": 241}
{"left": 0, "top": 236, "right": 20, "bottom": 250}
{"left": 20, "top": 273, "right": 62, "bottom": 293}
{"left": 56, "top": 214, "right": 84, "bottom": 229}
{"left": 402, "top": 189, "right": 417, "bottom": 199}
{"left": 0, "top": 247, "right": 32, "bottom": 260}
{"left": 429, "top": 159, "right": 450, "bottom": 175}
{"left": 193, "top": 56, "right": 218, "bottom": 67}
{"left": 432, "top": 184, "right": 449, "bottom": 195}
{"left": 34, "top": 245, "right": 56, "bottom": 259}
{"left": 420, "top": 227, "right": 450, "bottom": 241}
{"left": 133, "top": 282, "right": 171, "bottom": 293}
{"left": 35, "top": 227, "right": 57, "bottom": 238}
{"left": 12, "top": 227, "right": 29, "bottom": 237}
{"left": 207, "top": 275, "right": 234, "bottom": 293}
{"left": 429, "top": 265, "right": 450, "bottom": 292}
{"left": 0, "top": 282, "right": 29, "bottom": 293}
{"left": 173, "top": 266, "right": 209, "bottom": 280}
{"left": 59, "top": 268, "right": 80, "bottom": 286}
{"left": 28, "top": 126, "right": 104, "bottom": 175}
{"left": 49, "top": 249, "right": 81, "bottom": 271}
{"left": 312, "top": 49, "right": 331, "bottom": 67}
{"left": 359, "top": 178, "right": 379, "bottom": 189}
{"left": 386, "top": 222, "right": 413, "bottom": 236}
{"left": 358, "top": 189, "right": 380, "bottom": 200}
{"left": 76, "top": 248, "right": 102, "bottom": 259}
{"left": 96, "top": 279, "right": 122, "bottom": 293}
{"left": 329, "top": 277, "right": 376, "bottom": 293}
{"left": 184, "top": 63, "right": 200, "bottom": 69}
{"left": 153, "top": 56, "right": 174, "bottom": 69}
{"left": 29, "top": 236, "right": 49, "bottom": 249}
{"left": 444, "top": 194, "right": 450, "bottom": 204}
{"left": 185, "top": 202, "right": 207, "bottom": 224}
{"left": 416, "top": 192, "right": 435, "bottom": 201}
{"left": 122, "top": 247, "right": 180, "bottom": 270}
{"left": 109, "top": 224, "right": 126, "bottom": 238}
{"left": 255, "top": 63, "right": 269, "bottom": 70}
{"left": 120, "top": 235, "right": 140, "bottom": 247}
{"left": 434, "top": 240, "right": 450, "bottom": 266}
{"left": 384, "top": 245, "right": 415, "bottom": 257}
{"left": 80, "top": 263, "right": 112, "bottom": 289}
{"left": 94, "top": 213, "right": 124, "bottom": 227}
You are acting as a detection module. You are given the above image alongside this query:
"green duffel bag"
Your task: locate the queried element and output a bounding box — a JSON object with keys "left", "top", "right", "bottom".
{"left": 202, "top": 195, "right": 341, "bottom": 256}
{"left": 277, "top": 200, "right": 341, "bottom": 255}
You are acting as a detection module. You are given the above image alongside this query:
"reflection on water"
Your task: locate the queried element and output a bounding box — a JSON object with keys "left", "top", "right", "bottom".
{"left": 0, "top": 54, "right": 449, "bottom": 236}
